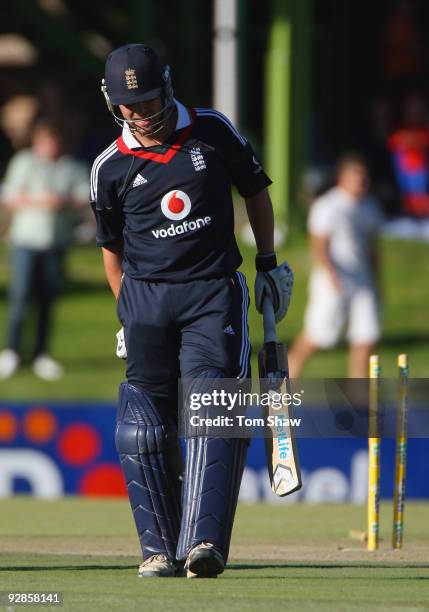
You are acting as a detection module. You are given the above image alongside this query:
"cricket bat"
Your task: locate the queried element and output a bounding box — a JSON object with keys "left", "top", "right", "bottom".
{"left": 258, "top": 298, "right": 302, "bottom": 496}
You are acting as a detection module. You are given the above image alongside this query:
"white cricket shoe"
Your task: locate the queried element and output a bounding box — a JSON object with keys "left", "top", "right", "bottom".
{"left": 33, "top": 354, "right": 64, "bottom": 381}
{"left": 185, "top": 542, "right": 224, "bottom": 579}
{"left": 0, "top": 349, "right": 20, "bottom": 379}
{"left": 138, "top": 554, "right": 177, "bottom": 578}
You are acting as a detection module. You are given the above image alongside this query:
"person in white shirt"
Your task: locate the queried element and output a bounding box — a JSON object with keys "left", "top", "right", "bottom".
{"left": 0, "top": 117, "right": 89, "bottom": 380}
{"left": 289, "top": 153, "right": 384, "bottom": 378}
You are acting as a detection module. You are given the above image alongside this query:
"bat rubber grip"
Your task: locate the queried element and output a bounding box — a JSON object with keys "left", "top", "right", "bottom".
{"left": 263, "top": 298, "right": 277, "bottom": 343}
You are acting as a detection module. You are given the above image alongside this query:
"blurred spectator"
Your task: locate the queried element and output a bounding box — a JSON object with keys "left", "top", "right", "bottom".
{"left": 388, "top": 93, "right": 429, "bottom": 217}
{"left": 0, "top": 117, "right": 89, "bottom": 380}
{"left": 289, "top": 154, "right": 384, "bottom": 378}
{"left": 0, "top": 95, "right": 39, "bottom": 150}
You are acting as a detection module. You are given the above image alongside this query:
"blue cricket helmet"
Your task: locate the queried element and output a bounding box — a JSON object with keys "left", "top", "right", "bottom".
{"left": 101, "top": 43, "right": 174, "bottom": 134}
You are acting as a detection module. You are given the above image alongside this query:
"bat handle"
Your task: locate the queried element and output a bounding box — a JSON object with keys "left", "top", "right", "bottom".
{"left": 262, "top": 298, "right": 277, "bottom": 344}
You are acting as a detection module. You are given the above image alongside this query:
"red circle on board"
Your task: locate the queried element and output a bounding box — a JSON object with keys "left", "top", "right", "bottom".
{"left": 79, "top": 464, "right": 127, "bottom": 496}
{"left": 57, "top": 423, "right": 101, "bottom": 466}
{"left": 0, "top": 410, "right": 18, "bottom": 442}
{"left": 23, "top": 407, "right": 57, "bottom": 444}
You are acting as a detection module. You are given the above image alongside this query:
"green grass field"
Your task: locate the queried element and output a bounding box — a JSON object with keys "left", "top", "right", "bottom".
{"left": 0, "top": 499, "right": 428, "bottom": 611}
{"left": 0, "top": 234, "right": 428, "bottom": 400}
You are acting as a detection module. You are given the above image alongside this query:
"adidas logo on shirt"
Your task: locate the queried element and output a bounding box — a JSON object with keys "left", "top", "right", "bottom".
{"left": 132, "top": 173, "right": 148, "bottom": 188}
{"left": 223, "top": 325, "right": 235, "bottom": 335}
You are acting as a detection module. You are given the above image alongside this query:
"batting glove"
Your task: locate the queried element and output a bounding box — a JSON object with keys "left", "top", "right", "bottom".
{"left": 254, "top": 253, "right": 294, "bottom": 322}
{"left": 116, "top": 327, "right": 127, "bottom": 359}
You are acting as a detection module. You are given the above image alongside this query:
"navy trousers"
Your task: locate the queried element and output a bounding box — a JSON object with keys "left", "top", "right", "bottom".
{"left": 117, "top": 272, "right": 251, "bottom": 414}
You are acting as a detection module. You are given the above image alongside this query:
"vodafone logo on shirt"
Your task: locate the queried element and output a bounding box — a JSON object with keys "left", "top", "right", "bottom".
{"left": 152, "top": 189, "right": 212, "bottom": 239}
{"left": 161, "top": 190, "right": 191, "bottom": 220}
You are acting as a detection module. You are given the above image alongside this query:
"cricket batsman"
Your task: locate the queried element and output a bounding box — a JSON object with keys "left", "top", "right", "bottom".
{"left": 90, "top": 43, "right": 293, "bottom": 578}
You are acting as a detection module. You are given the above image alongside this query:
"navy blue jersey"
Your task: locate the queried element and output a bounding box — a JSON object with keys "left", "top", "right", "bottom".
{"left": 90, "top": 101, "right": 271, "bottom": 281}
